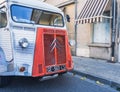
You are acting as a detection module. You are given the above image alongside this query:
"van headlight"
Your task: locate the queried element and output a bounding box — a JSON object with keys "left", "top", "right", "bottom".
{"left": 69, "top": 40, "right": 75, "bottom": 46}
{"left": 19, "top": 38, "right": 29, "bottom": 48}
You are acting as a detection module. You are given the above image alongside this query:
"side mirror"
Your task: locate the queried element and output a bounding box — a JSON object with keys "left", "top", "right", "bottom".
{"left": 0, "top": 10, "right": 3, "bottom": 13}
{"left": 66, "top": 14, "right": 70, "bottom": 22}
{"left": 0, "top": 7, "right": 7, "bottom": 13}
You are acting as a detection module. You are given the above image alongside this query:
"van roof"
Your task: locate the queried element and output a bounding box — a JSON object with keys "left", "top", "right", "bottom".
{"left": 0, "top": 0, "right": 62, "bottom": 13}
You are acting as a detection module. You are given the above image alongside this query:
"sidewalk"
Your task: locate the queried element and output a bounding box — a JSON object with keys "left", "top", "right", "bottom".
{"left": 71, "top": 56, "right": 120, "bottom": 88}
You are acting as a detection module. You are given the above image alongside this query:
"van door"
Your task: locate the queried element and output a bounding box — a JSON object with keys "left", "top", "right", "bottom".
{"left": 0, "top": 7, "right": 13, "bottom": 72}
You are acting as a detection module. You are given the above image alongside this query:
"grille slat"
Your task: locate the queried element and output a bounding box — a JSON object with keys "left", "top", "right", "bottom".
{"left": 56, "top": 35, "right": 66, "bottom": 64}
{"left": 44, "top": 34, "right": 55, "bottom": 66}
{"left": 43, "top": 29, "right": 66, "bottom": 66}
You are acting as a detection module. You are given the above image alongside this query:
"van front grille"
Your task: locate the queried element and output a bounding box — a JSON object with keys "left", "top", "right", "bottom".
{"left": 43, "top": 29, "right": 66, "bottom": 66}
{"left": 44, "top": 34, "right": 55, "bottom": 66}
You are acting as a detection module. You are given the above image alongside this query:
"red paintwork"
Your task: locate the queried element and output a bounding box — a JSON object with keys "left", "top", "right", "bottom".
{"left": 32, "top": 28, "right": 73, "bottom": 77}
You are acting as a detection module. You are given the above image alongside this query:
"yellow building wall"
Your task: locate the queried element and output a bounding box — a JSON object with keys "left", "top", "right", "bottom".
{"left": 45, "top": 0, "right": 92, "bottom": 57}
{"left": 64, "top": 4, "right": 75, "bottom": 55}
{"left": 45, "top": 0, "right": 68, "bottom": 6}
{"left": 76, "top": 24, "right": 91, "bottom": 57}
{"left": 45, "top": 0, "right": 113, "bottom": 60}
{"left": 45, "top": 0, "right": 76, "bottom": 55}
{"left": 76, "top": 0, "right": 112, "bottom": 59}
{"left": 76, "top": 0, "right": 91, "bottom": 57}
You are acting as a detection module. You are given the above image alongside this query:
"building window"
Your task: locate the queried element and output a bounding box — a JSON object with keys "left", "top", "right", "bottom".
{"left": 93, "top": 12, "right": 110, "bottom": 44}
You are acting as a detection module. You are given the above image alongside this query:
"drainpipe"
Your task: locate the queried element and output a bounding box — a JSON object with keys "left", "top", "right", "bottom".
{"left": 75, "top": 0, "right": 77, "bottom": 56}
{"left": 111, "top": 0, "right": 117, "bottom": 62}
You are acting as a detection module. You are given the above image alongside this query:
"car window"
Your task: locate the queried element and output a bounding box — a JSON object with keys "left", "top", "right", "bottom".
{"left": 11, "top": 5, "right": 64, "bottom": 27}
{"left": 0, "top": 7, "right": 7, "bottom": 28}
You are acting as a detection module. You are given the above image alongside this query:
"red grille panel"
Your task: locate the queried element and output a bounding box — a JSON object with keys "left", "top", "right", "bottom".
{"left": 33, "top": 28, "right": 72, "bottom": 77}
{"left": 43, "top": 29, "right": 66, "bottom": 66}
{"left": 56, "top": 35, "right": 66, "bottom": 64}
{"left": 44, "top": 34, "right": 55, "bottom": 66}
{"left": 38, "top": 64, "right": 43, "bottom": 73}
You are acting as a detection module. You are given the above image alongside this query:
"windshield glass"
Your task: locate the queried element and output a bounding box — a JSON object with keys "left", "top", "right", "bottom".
{"left": 0, "top": 7, "right": 7, "bottom": 28}
{"left": 11, "top": 5, "right": 64, "bottom": 27}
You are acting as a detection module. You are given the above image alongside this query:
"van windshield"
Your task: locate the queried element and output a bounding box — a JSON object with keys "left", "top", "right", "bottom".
{"left": 11, "top": 5, "right": 64, "bottom": 27}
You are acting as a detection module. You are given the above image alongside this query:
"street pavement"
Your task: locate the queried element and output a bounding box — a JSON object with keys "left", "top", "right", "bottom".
{"left": 0, "top": 73, "right": 117, "bottom": 92}
{"left": 72, "top": 56, "right": 120, "bottom": 89}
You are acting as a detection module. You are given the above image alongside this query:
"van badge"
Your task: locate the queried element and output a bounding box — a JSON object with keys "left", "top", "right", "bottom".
{"left": 50, "top": 39, "right": 61, "bottom": 52}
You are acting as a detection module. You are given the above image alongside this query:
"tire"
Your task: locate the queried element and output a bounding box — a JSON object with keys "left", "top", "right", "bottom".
{"left": 0, "top": 76, "right": 11, "bottom": 87}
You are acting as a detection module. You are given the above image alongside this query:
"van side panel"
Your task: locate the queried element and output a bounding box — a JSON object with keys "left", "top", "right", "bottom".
{"left": 0, "top": 29, "right": 13, "bottom": 72}
{"left": 0, "top": 30, "right": 13, "bottom": 62}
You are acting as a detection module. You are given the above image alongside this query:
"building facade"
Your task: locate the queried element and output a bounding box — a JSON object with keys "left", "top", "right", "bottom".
{"left": 45, "top": 0, "right": 120, "bottom": 62}
{"left": 44, "top": 0, "right": 76, "bottom": 55}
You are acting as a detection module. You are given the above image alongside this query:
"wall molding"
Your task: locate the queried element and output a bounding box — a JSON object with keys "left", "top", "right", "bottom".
{"left": 56, "top": 0, "right": 75, "bottom": 8}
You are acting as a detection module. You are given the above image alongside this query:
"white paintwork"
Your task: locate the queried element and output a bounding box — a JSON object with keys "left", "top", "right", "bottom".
{"left": 1, "top": 0, "right": 62, "bottom": 13}
{"left": 0, "top": 30, "right": 13, "bottom": 61}
{"left": 0, "top": 0, "right": 66, "bottom": 76}
{"left": 12, "top": 28, "right": 36, "bottom": 75}
{"left": 0, "top": 65, "right": 7, "bottom": 73}
{"left": 0, "top": 0, "right": 5, "bottom": 4}
{"left": 0, "top": 49, "right": 7, "bottom": 73}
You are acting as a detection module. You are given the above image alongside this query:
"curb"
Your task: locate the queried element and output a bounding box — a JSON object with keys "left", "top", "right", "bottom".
{"left": 70, "top": 69, "right": 120, "bottom": 89}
